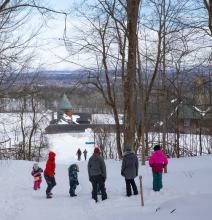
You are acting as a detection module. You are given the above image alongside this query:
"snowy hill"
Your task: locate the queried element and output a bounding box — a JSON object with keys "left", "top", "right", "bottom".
{"left": 0, "top": 131, "right": 212, "bottom": 220}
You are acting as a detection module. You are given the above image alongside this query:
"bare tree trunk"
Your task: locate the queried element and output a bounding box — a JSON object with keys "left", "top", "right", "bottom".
{"left": 176, "top": 72, "right": 180, "bottom": 158}
{"left": 199, "top": 119, "right": 202, "bottom": 155}
{"left": 113, "top": 107, "right": 122, "bottom": 159}
{"left": 210, "top": 57, "right": 212, "bottom": 153}
{"left": 137, "top": 37, "right": 146, "bottom": 164}
{"left": 162, "top": 0, "right": 167, "bottom": 173}
{"left": 0, "top": 0, "right": 10, "bottom": 12}
{"left": 204, "top": 0, "right": 212, "bottom": 34}
{"left": 20, "top": 98, "right": 26, "bottom": 160}
{"left": 28, "top": 93, "right": 37, "bottom": 161}
{"left": 124, "top": 0, "right": 141, "bottom": 151}
{"left": 177, "top": 114, "right": 180, "bottom": 158}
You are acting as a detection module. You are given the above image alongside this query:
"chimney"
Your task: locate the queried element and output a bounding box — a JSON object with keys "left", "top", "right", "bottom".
{"left": 52, "top": 112, "right": 54, "bottom": 120}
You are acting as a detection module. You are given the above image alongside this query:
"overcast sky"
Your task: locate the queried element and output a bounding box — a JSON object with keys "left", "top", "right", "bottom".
{"left": 35, "top": 0, "right": 78, "bottom": 71}
{"left": 44, "top": 0, "right": 71, "bottom": 12}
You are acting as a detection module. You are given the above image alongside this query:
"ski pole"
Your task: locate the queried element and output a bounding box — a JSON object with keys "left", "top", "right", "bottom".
{"left": 139, "top": 175, "right": 144, "bottom": 206}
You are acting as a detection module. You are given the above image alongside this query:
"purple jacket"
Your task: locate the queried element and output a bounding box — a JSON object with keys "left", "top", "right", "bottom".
{"left": 31, "top": 167, "right": 43, "bottom": 180}
{"left": 149, "top": 150, "right": 168, "bottom": 173}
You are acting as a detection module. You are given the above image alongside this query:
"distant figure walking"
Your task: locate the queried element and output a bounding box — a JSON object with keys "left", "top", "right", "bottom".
{"left": 76, "top": 148, "right": 82, "bottom": 161}
{"left": 121, "top": 146, "right": 138, "bottom": 197}
{"left": 88, "top": 147, "right": 107, "bottom": 202}
{"left": 83, "top": 149, "right": 88, "bottom": 161}
{"left": 44, "top": 151, "right": 56, "bottom": 199}
{"left": 149, "top": 145, "right": 168, "bottom": 191}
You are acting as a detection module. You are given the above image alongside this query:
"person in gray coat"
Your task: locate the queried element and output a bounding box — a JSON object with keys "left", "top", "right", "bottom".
{"left": 121, "top": 146, "right": 138, "bottom": 197}
{"left": 88, "top": 147, "right": 107, "bottom": 202}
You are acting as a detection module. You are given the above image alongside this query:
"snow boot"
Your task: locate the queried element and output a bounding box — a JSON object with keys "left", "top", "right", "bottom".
{"left": 33, "top": 188, "right": 37, "bottom": 190}
{"left": 46, "top": 193, "right": 52, "bottom": 199}
{"left": 70, "top": 194, "right": 77, "bottom": 197}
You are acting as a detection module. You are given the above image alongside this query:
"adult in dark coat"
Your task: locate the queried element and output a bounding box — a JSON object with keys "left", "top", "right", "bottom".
{"left": 83, "top": 149, "right": 88, "bottom": 161}
{"left": 77, "top": 148, "right": 82, "bottom": 161}
{"left": 44, "top": 151, "right": 56, "bottom": 198}
{"left": 88, "top": 147, "right": 107, "bottom": 202}
{"left": 121, "top": 146, "right": 138, "bottom": 197}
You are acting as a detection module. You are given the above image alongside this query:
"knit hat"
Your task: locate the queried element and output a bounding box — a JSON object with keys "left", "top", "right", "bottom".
{"left": 126, "top": 146, "right": 131, "bottom": 151}
{"left": 34, "top": 163, "right": 38, "bottom": 170}
{"left": 154, "top": 145, "right": 160, "bottom": 151}
{"left": 94, "top": 147, "right": 100, "bottom": 153}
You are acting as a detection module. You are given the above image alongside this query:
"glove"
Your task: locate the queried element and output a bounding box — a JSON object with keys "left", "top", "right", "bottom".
{"left": 76, "top": 180, "right": 79, "bottom": 185}
{"left": 54, "top": 172, "right": 55, "bottom": 175}
{"left": 121, "top": 172, "right": 125, "bottom": 177}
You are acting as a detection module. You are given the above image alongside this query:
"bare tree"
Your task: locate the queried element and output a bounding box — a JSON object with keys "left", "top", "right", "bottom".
{"left": 0, "top": 0, "right": 67, "bottom": 158}
{"left": 136, "top": 0, "right": 208, "bottom": 164}
{"left": 202, "top": 0, "right": 212, "bottom": 35}
{"left": 123, "top": 0, "right": 141, "bottom": 151}
{"left": 60, "top": 0, "right": 142, "bottom": 158}
{"left": 17, "top": 87, "right": 49, "bottom": 161}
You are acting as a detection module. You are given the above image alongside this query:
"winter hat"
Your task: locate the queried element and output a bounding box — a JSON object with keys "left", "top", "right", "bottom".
{"left": 126, "top": 146, "right": 131, "bottom": 151}
{"left": 34, "top": 163, "right": 38, "bottom": 170}
{"left": 94, "top": 147, "right": 100, "bottom": 153}
{"left": 154, "top": 145, "right": 160, "bottom": 151}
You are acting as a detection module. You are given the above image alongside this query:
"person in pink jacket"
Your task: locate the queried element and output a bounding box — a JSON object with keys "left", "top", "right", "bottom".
{"left": 31, "top": 163, "right": 43, "bottom": 190}
{"left": 149, "top": 145, "right": 168, "bottom": 191}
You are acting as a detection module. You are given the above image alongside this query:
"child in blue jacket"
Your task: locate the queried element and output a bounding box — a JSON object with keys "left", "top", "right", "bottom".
{"left": 68, "top": 164, "right": 79, "bottom": 197}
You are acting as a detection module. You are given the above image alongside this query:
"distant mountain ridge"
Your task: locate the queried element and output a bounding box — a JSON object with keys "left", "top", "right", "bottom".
{"left": 42, "top": 70, "right": 80, "bottom": 74}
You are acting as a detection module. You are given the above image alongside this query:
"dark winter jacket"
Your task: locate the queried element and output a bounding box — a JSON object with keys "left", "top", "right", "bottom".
{"left": 77, "top": 149, "right": 82, "bottom": 156}
{"left": 88, "top": 153, "right": 107, "bottom": 180}
{"left": 44, "top": 151, "right": 56, "bottom": 177}
{"left": 83, "top": 150, "right": 87, "bottom": 156}
{"left": 121, "top": 151, "right": 138, "bottom": 179}
{"left": 31, "top": 167, "right": 43, "bottom": 180}
{"left": 68, "top": 164, "right": 79, "bottom": 181}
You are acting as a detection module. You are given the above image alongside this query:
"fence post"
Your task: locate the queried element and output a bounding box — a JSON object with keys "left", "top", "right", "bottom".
{"left": 139, "top": 175, "right": 144, "bottom": 206}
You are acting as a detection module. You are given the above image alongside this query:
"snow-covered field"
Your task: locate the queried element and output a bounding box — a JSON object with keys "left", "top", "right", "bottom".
{"left": 0, "top": 131, "right": 211, "bottom": 220}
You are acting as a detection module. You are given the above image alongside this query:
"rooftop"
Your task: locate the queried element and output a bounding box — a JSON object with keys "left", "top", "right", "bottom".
{"left": 57, "top": 94, "right": 73, "bottom": 111}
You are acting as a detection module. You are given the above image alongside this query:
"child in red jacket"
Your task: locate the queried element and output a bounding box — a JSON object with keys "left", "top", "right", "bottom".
{"left": 44, "top": 151, "right": 56, "bottom": 198}
{"left": 149, "top": 145, "right": 168, "bottom": 191}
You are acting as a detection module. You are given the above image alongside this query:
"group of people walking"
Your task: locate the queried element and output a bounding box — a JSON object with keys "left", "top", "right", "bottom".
{"left": 76, "top": 148, "right": 87, "bottom": 161}
{"left": 31, "top": 144, "right": 168, "bottom": 200}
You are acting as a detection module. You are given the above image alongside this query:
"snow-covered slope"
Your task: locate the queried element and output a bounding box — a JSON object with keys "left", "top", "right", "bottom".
{"left": 0, "top": 132, "right": 211, "bottom": 220}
